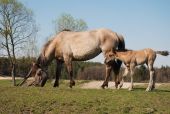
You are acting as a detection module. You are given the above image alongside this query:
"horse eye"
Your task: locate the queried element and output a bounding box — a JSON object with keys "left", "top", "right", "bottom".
{"left": 37, "top": 71, "right": 42, "bottom": 76}
{"left": 109, "top": 54, "right": 112, "bottom": 57}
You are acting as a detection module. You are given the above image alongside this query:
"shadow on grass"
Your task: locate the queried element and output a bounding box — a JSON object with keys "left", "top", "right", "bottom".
{"left": 134, "top": 87, "right": 170, "bottom": 93}
{"left": 153, "top": 89, "right": 170, "bottom": 93}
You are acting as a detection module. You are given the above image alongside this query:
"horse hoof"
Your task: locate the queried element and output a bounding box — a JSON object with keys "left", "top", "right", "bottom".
{"left": 101, "top": 84, "right": 106, "bottom": 89}
{"left": 71, "top": 81, "right": 75, "bottom": 86}
{"left": 53, "top": 82, "right": 59, "bottom": 87}
{"left": 117, "top": 85, "right": 121, "bottom": 89}
{"left": 146, "top": 88, "right": 152, "bottom": 92}
{"left": 69, "top": 85, "right": 73, "bottom": 88}
{"left": 101, "top": 85, "right": 105, "bottom": 89}
{"left": 128, "top": 88, "right": 133, "bottom": 91}
{"left": 69, "top": 81, "right": 75, "bottom": 88}
{"left": 53, "top": 85, "right": 59, "bottom": 87}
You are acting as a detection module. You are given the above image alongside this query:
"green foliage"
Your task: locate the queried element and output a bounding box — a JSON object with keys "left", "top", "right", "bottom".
{"left": 0, "top": 57, "right": 36, "bottom": 76}
{"left": 55, "top": 13, "right": 88, "bottom": 33}
{"left": 133, "top": 65, "right": 149, "bottom": 82}
{"left": 48, "top": 61, "right": 102, "bottom": 79}
{"left": 0, "top": 80, "right": 170, "bottom": 114}
{"left": 0, "top": 57, "right": 10, "bottom": 75}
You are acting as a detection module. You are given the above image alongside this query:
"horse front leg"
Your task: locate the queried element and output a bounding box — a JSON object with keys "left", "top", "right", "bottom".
{"left": 64, "top": 59, "right": 75, "bottom": 88}
{"left": 118, "top": 67, "right": 129, "bottom": 89}
{"left": 101, "top": 63, "right": 112, "bottom": 89}
{"left": 54, "top": 60, "right": 63, "bottom": 87}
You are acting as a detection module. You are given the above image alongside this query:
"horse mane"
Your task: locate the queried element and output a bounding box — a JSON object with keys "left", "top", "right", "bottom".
{"left": 36, "top": 39, "right": 54, "bottom": 66}
{"left": 116, "top": 48, "right": 132, "bottom": 52}
{"left": 42, "top": 39, "right": 54, "bottom": 57}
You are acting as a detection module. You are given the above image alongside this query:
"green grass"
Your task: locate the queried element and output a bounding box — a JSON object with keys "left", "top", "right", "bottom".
{"left": 0, "top": 80, "right": 170, "bottom": 114}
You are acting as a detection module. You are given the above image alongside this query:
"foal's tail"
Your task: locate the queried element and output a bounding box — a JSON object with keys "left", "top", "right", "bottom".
{"left": 156, "top": 51, "right": 169, "bottom": 56}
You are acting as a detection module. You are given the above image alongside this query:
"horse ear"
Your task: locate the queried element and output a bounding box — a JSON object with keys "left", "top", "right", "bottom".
{"left": 32, "top": 62, "right": 40, "bottom": 69}
{"left": 113, "top": 51, "right": 116, "bottom": 55}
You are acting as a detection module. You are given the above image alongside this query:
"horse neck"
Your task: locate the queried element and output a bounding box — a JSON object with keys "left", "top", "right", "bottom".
{"left": 37, "top": 53, "right": 54, "bottom": 69}
{"left": 115, "top": 51, "right": 128, "bottom": 62}
{"left": 40, "top": 40, "right": 56, "bottom": 67}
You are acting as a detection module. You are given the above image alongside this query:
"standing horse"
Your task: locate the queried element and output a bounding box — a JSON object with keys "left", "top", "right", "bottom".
{"left": 19, "top": 28, "right": 125, "bottom": 88}
{"left": 105, "top": 48, "right": 169, "bottom": 91}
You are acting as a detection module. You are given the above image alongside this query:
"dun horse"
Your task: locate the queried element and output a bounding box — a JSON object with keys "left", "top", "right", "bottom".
{"left": 106, "top": 48, "right": 169, "bottom": 91}
{"left": 19, "top": 29, "right": 125, "bottom": 88}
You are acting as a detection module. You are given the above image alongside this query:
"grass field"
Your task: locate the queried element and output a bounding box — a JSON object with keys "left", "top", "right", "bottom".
{"left": 0, "top": 80, "right": 170, "bottom": 114}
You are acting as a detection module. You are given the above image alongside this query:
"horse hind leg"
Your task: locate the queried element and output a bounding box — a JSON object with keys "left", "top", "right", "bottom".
{"left": 146, "top": 62, "right": 155, "bottom": 91}
{"left": 146, "top": 70, "right": 155, "bottom": 91}
{"left": 128, "top": 64, "right": 135, "bottom": 91}
{"left": 129, "top": 70, "right": 134, "bottom": 91}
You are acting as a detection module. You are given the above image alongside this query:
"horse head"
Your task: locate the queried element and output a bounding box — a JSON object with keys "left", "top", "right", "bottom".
{"left": 104, "top": 51, "right": 116, "bottom": 64}
{"left": 32, "top": 55, "right": 48, "bottom": 87}
{"left": 19, "top": 59, "right": 48, "bottom": 87}
{"left": 33, "top": 66, "right": 48, "bottom": 87}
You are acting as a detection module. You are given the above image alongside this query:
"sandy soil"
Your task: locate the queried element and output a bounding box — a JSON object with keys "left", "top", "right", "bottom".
{"left": 81, "top": 81, "right": 162, "bottom": 89}
{"left": 0, "top": 76, "right": 163, "bottom": 89}
{"left": 0, "top": 76, "right": 35, "bottom": 80}
{"left": 0, "top": 76, "right": 23, "bottom": 80}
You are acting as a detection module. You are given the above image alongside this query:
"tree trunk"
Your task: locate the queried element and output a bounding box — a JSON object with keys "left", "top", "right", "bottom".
{"left": 11, "top": 63, "right": 16, "bottom": 86}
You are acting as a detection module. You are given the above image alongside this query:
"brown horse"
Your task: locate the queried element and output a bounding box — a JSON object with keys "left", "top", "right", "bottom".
{"left": 19, "top": 28, "right": 125, "bottom": 88}
{"left": 105, "top": 48, "right": 169, "bottom": 91}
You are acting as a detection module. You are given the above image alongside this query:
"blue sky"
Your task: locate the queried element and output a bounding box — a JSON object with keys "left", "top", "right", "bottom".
{"left": 19, "top": 0, "right": 170, "bottom": 67}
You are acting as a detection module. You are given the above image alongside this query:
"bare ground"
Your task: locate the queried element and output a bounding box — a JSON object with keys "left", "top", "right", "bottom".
{"left": 0, "top": 76, "right": 163, "bottom": 89}
{"left": 0, "top": 76, "right": 22, "bottom": 80}
{"left": 80, "top": 81, "right": 162, "bottom": 89}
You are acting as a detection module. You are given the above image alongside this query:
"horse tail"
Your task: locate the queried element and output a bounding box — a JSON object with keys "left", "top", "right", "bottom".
{"left": 156, "top": 51, "right": 169, "bottom": 56}
{"left": 113, "top": 33, "right": 126, "bottom": 85}
{"left": 116, "top": 33, "right": 125, "bottom": 50}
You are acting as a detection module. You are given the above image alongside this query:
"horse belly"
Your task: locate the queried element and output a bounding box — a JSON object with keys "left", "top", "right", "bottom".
{"left": 71, "top": 43, "right": 101, "bottom": 61}
{"left": 135, "top": 54, "right": 147, "bottom": 65}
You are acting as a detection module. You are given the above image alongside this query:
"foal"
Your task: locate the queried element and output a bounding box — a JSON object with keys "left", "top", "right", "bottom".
{"left": 106, "top": 48, "right": 169, "bottom": 91}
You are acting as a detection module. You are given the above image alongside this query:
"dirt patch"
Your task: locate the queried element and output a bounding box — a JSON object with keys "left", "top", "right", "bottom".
{"left": 0, "top": 76, "right": 23, "bottom": 80}
{"left": 81, "top": 81, "right": 162, "bottom": 89}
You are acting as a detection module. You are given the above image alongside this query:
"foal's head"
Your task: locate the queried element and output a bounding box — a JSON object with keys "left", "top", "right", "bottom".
{"left": 104, "top": 51, "right": 117, "bottom": 64}
{"left": 33, "top": 67, "right": 48, "bottom": 87}
{"left": 26, "top": 62, "right": 48, "bottom": 87}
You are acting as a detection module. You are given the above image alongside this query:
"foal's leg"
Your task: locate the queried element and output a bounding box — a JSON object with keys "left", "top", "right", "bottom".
{"left": 64, "top": 57, "right": 75, "bottom": 88}
{"left": 129, "top": 70, "right": 134, "bottom": 91}
{"left": 118, "top": 67, "right": 129, "bottom": 89}
{"left": 152, "top": 70, "right": 156, "bottom": 89}
{"left": 54, "top": 60, "right": 63, "bottom": 87}
{"left": 129, "top": 65, "right": 135, "bottom": 91}
{"left": 146, "top": 63, "right": 155, "bottom": 91}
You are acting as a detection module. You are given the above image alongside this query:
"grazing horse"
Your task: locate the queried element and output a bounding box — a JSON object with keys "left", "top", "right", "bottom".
{"left": 105, "top": 48, "right": 169, "bottom": 91}
{"left": 19, "top": 28, "right": 125, "bottom": 88}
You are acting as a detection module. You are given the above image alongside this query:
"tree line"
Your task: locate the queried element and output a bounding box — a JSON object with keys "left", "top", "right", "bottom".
{"left": 0, "top": 57, "right": 170, "bottom": 82}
